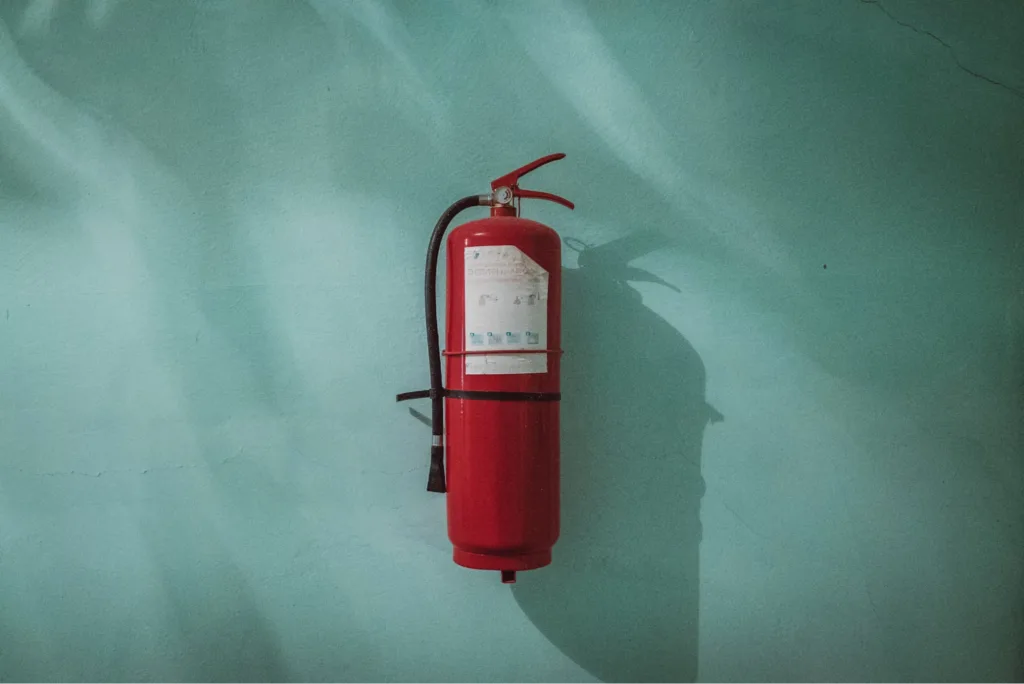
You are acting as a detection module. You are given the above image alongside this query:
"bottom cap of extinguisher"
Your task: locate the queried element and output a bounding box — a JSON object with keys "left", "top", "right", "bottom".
{"left": 453, "top": 548, "right": 552, "bottom": 572}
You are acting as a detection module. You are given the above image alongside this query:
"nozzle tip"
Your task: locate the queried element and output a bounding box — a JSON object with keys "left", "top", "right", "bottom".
{"left": 427, "top": 446, "right": 446, "bottom": 493}
{"left": 501, "top": 570, "right": 516, "bottom": 584}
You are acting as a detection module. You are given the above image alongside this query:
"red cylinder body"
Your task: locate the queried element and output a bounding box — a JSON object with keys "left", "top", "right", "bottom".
{"left": 444, "top": 214, "right": 561, "bottom": 577}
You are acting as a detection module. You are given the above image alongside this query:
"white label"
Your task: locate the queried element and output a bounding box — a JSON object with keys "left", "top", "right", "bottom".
{"left": 464, "top": 245, "right": 548, "bottom": 375}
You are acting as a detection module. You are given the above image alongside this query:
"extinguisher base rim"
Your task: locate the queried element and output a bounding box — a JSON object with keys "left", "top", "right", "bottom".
{"left": 452, "top": 547, "right": 552, "bottom": 573}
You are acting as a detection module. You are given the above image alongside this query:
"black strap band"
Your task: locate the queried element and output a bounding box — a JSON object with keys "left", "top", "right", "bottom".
{"left": 395, "top": 389, "right": 435, "bottom": 402}
{"left": 396, "top": 389, "right": 560, "bottom": 403}
{"left": 446, "top": 389, "right": 561, "bottom": 402}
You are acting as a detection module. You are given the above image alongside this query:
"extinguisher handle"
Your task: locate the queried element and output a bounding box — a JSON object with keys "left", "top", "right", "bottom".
{"left": 490, "top": 153, "right": 574, "bottom": 211}
{"left": 491, "top": 153, "right": 566, "bottom": 190}
{"left": 515, "top": 188, "right": 575, "bottom": 210}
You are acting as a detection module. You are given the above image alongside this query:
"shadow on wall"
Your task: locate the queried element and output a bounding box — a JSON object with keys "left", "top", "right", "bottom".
{"left": 513, "top": 231, "right": 722, "bottom": 683}
{"left": 136, "top": 505, "right": 288, "bottom": 683}
{"left": 0, "top": 5, "right": 303, "bottom": 680}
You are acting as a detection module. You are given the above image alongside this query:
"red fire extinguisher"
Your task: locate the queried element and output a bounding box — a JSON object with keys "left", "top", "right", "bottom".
{"left": 398, "top": 153, "right": 574, "bottom": 584}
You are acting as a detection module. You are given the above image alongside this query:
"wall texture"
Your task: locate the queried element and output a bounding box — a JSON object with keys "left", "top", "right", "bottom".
{"left": 1, "top": 0, "right": 1022, "bottom": 681}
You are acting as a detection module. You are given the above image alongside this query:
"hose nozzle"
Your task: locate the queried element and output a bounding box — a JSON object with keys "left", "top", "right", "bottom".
{"left": 427, "top": 445, "right": 446, "bottom": 493}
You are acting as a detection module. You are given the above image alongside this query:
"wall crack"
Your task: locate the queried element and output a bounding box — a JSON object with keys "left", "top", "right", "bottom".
{"left": 859, "top": 0, "right": 1024, "bottom": 100}
{"left": 722, "top": 500, "right": 771, "bottom": 541}
{"left": 2, "top": 449, "right": 247, "bottom": 479}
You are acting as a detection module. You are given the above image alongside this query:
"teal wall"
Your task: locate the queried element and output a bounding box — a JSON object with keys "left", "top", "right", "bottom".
{"left": 1, "top": 1, "right": 1022, "bottom": 681}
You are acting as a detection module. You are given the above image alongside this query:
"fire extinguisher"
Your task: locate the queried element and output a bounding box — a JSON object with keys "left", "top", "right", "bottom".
{"left": 397, "top": 153, "right": 574, "bottom": 584}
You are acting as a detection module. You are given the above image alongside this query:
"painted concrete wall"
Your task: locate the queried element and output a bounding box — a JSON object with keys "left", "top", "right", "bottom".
{"left": 1, "top": 1, "right": 1021, "bottom": 681}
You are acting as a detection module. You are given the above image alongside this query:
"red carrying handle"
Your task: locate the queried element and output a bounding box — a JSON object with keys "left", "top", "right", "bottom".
{"left": 491, "top": 153, "right": 574, "bottom": 210}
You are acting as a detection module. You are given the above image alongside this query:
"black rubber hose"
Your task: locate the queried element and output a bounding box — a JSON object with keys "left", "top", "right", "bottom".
{"left": 424, "top": 195, "right": 487, "bottom": 493}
